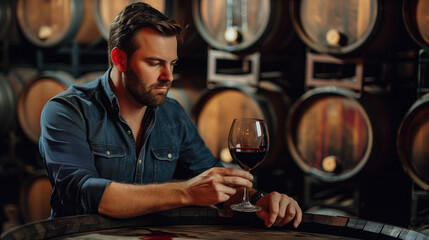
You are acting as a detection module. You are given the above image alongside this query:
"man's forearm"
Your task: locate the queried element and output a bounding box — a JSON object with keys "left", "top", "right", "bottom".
{"left": 98, "top": 181, "right": 189, "bottom": 218}
{"left": 98, "top": 167, "right": 254, "bottom": 218}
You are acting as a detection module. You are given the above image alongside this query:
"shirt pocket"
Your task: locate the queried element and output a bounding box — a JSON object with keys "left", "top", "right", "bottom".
{"left": 152, "top": 147, "right": 179, "bottom": 183}
{"left": 91, "top": 144, "right": 126, "bottom": 180}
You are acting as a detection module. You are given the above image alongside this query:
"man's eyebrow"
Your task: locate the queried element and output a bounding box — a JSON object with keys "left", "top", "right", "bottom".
{"left": 145, "top": 57, "right": 179, "bottom": 63}
{"left": 145, "top": 57, "right": 164, "bottom": 62}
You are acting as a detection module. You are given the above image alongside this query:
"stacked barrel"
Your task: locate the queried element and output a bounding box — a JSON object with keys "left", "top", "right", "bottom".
{"left": 191, "top": 0, "right": 300, "bottom": 173}
{"left": 398, "top": 0, "right": 429, "bottom": 192}
{"left": 0, "top": 0, "right": 429, "bottom": 232}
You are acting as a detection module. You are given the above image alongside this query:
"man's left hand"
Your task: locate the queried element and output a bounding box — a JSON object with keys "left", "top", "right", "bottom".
{"left": 255, "top": 191, "right": 302, "bottom": 228}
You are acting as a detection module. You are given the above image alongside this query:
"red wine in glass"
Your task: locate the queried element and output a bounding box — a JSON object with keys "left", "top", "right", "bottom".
{"left": 228, "top": 118, "right": 269, "bottom": 212}
{"left": 230, "top": 147, "right": 267, "bottom": 171}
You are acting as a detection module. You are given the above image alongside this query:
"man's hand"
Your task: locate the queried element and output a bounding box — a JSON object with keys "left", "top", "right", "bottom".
{"left": 255, "top": 191, "right": 302, "bottom": 228}
{"left": 183, "top": 167, "right": 253, "bottom": 206}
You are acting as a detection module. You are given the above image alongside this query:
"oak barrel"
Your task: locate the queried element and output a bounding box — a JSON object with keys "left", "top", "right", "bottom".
{"left": 397, "top": 94, "right": 429, "bottom": 190}
{"left": 193, "top": 81, "right": 291, "bottom": 167}
{"left": 402, "top": 0, "right": 429, "bottom": 51}
{"left": 16, "top": 0, "right": 101, "bottom": 48}
{"left": 1, "top": 208, "right": 428, "bottom": 240}
{"left": 19, "top": 170, "right": 52, "bottom": 223}
{"left": 192, "top": 0, "right": 295, "bottom": 53}
{"left": 0, "top": 68, "right": 37, "bottom": 134}
{"left": 17, "top": 71, "right": 76, "bottom": 143}
{"left": 286, "top": 86, "right": 391, "bottom": 182}
{"left": 289, "top": 0, "right": 403, "bottom": 55}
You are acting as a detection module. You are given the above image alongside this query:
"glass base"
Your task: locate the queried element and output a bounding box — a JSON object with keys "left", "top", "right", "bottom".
{"left": 230, "top": 202, "right": 261, "bottom": 212}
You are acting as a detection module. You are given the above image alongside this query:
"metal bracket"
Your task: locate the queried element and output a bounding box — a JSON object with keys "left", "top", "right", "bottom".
{"left": 418, "top": 49, "right": 429, "bottom": 98}
{"left": 207, "top": 49, "right": 260, "bottom": 88}
{"left": 305, "top": 50, "right": 364, "bottom": 94}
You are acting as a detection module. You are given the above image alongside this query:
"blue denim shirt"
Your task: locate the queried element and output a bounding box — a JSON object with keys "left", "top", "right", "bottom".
{"left": 39, "top": 68, "right": 222, "bottom": 218}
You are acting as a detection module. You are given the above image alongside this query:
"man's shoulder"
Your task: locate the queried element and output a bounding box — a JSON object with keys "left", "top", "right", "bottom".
{"left": 53, "top": 78, "right": 102, "bottom": 102}
{"left": 42, "top": 78, "right": 106, "bottom": 117}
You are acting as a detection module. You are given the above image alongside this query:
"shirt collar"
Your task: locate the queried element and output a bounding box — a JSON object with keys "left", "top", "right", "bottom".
{"left": 101, "top": 67, "right": 117, "bottom": 106}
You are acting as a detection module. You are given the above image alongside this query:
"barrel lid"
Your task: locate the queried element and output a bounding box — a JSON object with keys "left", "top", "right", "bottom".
{"left": 286, "top": 87, "right": 373, "bottom": 182}
{"left": 192, "top": 0, "right": 272, "bottom": 52}
{"left": 403, "top": 0, "right": 429, "bottom": 51}
{"left": 397, "top": 94, "right": 429, "bottom": 190}
{"left": 290, "top": 0, "right": 380, "bottom": 55}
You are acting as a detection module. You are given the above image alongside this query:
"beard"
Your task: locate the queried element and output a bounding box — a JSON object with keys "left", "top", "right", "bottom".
{"left": 123, "top": 68, "right": 171, "bottom": 107}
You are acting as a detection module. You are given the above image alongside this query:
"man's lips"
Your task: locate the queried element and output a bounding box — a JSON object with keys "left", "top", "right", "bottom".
{"left": 154, "top": 86, "right": 169, "bottom": 91}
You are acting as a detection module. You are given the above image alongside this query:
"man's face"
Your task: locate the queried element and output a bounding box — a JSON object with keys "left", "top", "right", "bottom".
{"left": 123, "top": 28, "right": 178, "bottom": 107}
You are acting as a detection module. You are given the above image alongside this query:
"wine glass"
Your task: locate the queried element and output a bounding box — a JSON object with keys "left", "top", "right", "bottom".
{"left": 228, "top": 118, "right": 269, "bottom": 212}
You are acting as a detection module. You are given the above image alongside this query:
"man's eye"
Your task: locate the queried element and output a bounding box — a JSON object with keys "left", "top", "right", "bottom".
{"left": 148, "top": 62, "right": 160, "bottom": 66}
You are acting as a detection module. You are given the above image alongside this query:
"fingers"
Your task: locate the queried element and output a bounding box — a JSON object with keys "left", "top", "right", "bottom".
{"left": 185, "top": 167, "right": 254, "bottom": 206}
{"left": 214, "top": 182, "right": 238, "bottom": 196}
{"left": 220, "top": 176, "right": 253, "bottom": 188}
{"left": 202, "top": 167, "right": 254, "bottom": 188}
{"left": 257, "top": 192, "right": 302, "bottom": 228}
{"left": 207, "top": 167, "right": 254, "bottom": 181}
{"left": 292, "top": 206, "right": 302, "bottom": 228}
{"left": 278, "top": 204, "right": 297, "bottom": 226}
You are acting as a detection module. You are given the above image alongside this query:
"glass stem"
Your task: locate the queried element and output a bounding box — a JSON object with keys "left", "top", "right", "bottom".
{"left": 243, "top": 187, "right": 250, "bottom": 203}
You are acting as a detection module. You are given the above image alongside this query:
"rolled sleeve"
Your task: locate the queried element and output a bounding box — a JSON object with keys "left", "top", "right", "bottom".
{"left": 81, "top": 178, "right": 112, "bottom": 213}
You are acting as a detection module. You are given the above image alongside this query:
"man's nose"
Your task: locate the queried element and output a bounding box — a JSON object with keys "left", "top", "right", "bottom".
{"left": 161, "top": 65, "right": 174, "bottom": 82}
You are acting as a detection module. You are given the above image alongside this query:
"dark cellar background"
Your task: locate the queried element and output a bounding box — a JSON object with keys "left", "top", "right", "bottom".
{"left": 0, "top": 0, "right": 429, "bottom": 236}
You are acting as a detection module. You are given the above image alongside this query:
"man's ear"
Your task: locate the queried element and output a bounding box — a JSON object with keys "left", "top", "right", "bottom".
{"left": 111, "top": 47, "right": 127, "bottom": 72}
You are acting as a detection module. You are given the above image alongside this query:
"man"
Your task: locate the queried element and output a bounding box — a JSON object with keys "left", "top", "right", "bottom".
{"left": 39, "top": 2, "right": 301, "bottom": 228}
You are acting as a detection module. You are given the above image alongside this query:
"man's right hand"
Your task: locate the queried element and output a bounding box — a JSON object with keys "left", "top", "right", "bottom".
{"left": 182, "top": 167, "right": 253, "bottom": 206}
{"left": 99, "top": 167, "right": 253, "bottom": 218}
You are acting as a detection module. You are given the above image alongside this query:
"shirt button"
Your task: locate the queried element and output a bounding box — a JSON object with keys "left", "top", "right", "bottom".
{"left": 167, "top": 153, "right": 172, "bottom": 159}
{"left": 106, "top": 151, "right": 111, "bottom": 155}
{"left": 127, "top": 130, "right": 131, "bottom": 135}
{"left": 138, "top": 159, "right": 142, "bottom": 164}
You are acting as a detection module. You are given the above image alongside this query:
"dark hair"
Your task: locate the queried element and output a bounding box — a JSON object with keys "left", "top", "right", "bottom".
{"left": 108, "top": 2, "right": 183, "bottom": 66}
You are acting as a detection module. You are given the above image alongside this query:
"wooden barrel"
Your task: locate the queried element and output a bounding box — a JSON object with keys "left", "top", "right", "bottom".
{"left": 192, "top": 0, "right": 295, "bottom": 53}
{"left": 0, "top": 68, "right": 37, "bottom": 134}
{"left": 286, "top": 86, "right": 391, "bottom": 182}
{"left": 17, "top": 71, "right": 76, "bottom": 143}
{"left": 16, "top": 0, "right": 101, "bottom": 48}
{"left": 403, "top": 0, "right": 429, "bottom": 51}
{"left": 193, "top": 81, "right": 291, "bottom": 168}
{"left": 397, "top": 94, "right": 429, "bottom": 190}
{"left": 19, "top": 170, "right": 52, "bottom": 223}
{"left": 1, "top": 208, "right": 428, "bottom": 240}
{"left": 289, "top": 0, "right": 404, "bottom": 55}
